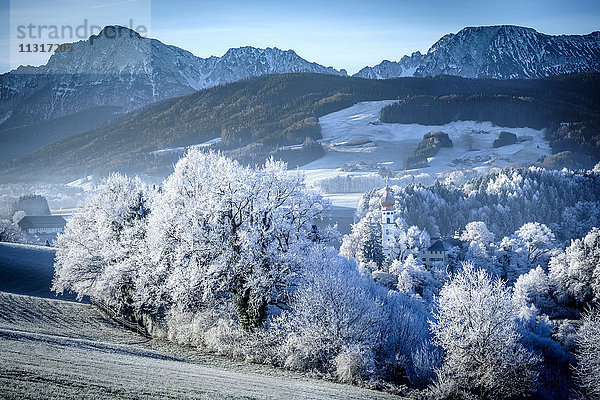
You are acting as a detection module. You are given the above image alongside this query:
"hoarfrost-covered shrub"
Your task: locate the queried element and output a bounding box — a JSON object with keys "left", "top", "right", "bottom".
{"left": 430, "top": 263, "right": 540, "bottom": 399}
{"left": 275, "top": 249, "right": 383, "bottom": 376}
{"left": 573, "top": 308, "right": 600, "bottom": 400}
{"left": 276, "top": 249, "right": 432, "bottom": 382}
{"left": 334, "top": 345, "right": 375, "bottom": 383}
{"left": 166, "top": 311, "right": 206, "bottom": 347}
{"left": 424, "top": 368, "right": 477, "bottom": 400}
{"left": 203, "top": 316, "right": 250, "bottom": 359}
{"left": 166, "top": 305, "right": 277, "bottom": 364}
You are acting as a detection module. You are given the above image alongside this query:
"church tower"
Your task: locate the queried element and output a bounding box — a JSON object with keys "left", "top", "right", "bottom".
{"left": 380, "top": 186, "right": 396, "bottom": 259}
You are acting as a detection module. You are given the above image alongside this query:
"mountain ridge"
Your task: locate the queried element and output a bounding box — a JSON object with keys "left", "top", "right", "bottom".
{"left": 3, "top": 24, "right": 598, "bottom": 132}
{"left": 0, "top": 25, "right": 347, "bottom": 131}
{"left": 355, "top": 25, "right": 600, "bottom": 79}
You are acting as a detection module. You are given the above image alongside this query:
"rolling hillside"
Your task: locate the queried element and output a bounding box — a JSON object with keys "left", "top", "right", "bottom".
{"left": 0, "top": 243, "right": 402, "bottom": 399}
{"left": 2, "top": 73, "right": 599, "bottom": 183}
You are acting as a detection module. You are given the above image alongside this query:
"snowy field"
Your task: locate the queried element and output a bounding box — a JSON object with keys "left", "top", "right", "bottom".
{"left": 0, "top": 243, "right": 402, "bottom": 400}
{"left": 301, "top": 100, "right": 551, "bottom": 208}
{"left": 0, "top": 243, "right": 76, "bottom": 301}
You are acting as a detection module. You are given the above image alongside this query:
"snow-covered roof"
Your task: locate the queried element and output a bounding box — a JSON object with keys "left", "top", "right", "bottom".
{"left": 17, "top": 216, "right": 67, "bottom": 229}
{"left": 427, "top": 238, "right": 463, "bottom": 252}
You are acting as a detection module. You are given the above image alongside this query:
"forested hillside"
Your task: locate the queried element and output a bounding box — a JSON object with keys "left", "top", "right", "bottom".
{"left": 0, "top": 106, "right": 122, "bottom": 162}
{"left": 380, "top": 95, "right": 566, "bottom": 129}
{"left": 381, "top": 167, "right": 600, "bottom": 241}
{"left": 380, "top": 91, "right": 600, "bottom": 157}
{"left": 2, "top": 73, "right": 599, "bottom": 182}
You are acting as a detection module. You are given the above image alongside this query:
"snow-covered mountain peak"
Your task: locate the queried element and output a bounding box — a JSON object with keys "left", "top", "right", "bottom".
{"left": 217, "top": 45, "right": 346, "bottom": 77}
{"left": 354, "top": 52, "right": 423, "bottom": 79}
{"left": 356, "top": 25, "right": 600, "bottom": 80}
{"left": 0, "top": 26, "right": 347, "bottom": 127}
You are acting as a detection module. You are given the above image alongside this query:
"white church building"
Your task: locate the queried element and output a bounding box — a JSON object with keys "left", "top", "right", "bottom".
{"left": 379, "top": 186, "right": 462, "bottom": 265}
{"left": 379, "top": 186, "right": 396, "bottom": 259}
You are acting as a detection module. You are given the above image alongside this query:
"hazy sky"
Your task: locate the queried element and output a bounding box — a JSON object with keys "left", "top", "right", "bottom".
{"left": 1, "top": 0, "right": 599, "bottom": 74}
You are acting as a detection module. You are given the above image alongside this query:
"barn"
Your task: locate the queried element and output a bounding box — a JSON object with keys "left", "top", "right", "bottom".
{"left": 17, "top": 216, "right": 67, "bottom": 241}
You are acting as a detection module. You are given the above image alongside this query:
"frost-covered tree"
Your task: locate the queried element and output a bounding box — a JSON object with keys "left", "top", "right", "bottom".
{"left": 460, "top": 221, "right": 495, "bottom": 245}
{"left": 549, "top": 227, "right": 600, "bottom": 306}
{"left": 391, "top": 254, "right": 439, "bottom": 301}
{"left": 390, "top": 224, "right": 430, "bottom": 264}
{"left": 430, "top": 263, "right": 540, "bottom": 399}
{"left": 53, "top": 173, "right": 152, "bottom": 319}
{"left": 497, "top": 222, "right": 558, "bottom": 283}
{"left": 514, "top": 222, "right": 558, "bottom": 267}
{"left": 460, "top": 221, "right": 498, "bottom": 275}
{"left": 276, "top": 248, "right": 431, "bottom": 383}
{"left": 573, "top": 307, "right": 600, "bottom": 400}
{"left": 496, "top": 236, "right": 530, "bottom": 284}
{"left": 356, "top": 188, "right": 377, "bottom": 220}
{"left": 340, "top": 210, "right": 384, "bottom": 270}
{"left": 0, "top": 218, "right": 31, "bottom": 244}
{"left": 136, "top": 151, "right": 330, "bottom": 331}
{"left": 513, "top": 266, "right": 558, "bottom": 316}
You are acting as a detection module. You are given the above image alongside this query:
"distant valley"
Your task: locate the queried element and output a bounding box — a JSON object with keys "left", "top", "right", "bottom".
{"left": 2, "top": 72, "right": 599, "bottom": 183}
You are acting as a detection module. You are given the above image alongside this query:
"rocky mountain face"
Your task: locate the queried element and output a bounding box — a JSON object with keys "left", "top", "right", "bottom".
{"left": 355, "top": 26, "right": 600, "bottom": 80}
{"left": 0, "top": 26, "right": 346, "bottom": 130}
{"left": 354, "top": 52, "right": 424, "bottom": 79}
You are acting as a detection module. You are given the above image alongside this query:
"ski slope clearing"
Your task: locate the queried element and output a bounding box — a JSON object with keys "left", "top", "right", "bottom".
{"left": 0, "top": 244, "right": 402, "bottom": 400}
{"left": 150, "top": 137, "right": 222, "bottom": 156}
{"left": 301, "top": 100, "right": 551, "bottom": 208}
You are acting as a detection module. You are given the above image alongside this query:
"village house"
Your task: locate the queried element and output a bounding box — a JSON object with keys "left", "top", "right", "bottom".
{"left": 17, "top": 215, "right": 67, "bottom": 242}
{"left": 420, "top": 238, "right": 464, "bottom": 267}
{"left": 379, "top": 186, "right": 463, "bottom": 266}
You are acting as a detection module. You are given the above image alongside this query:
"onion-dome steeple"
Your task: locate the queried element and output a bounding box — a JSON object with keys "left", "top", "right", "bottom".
{"left": 380, "top": 186, "right": 395, "bottom": 210}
